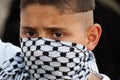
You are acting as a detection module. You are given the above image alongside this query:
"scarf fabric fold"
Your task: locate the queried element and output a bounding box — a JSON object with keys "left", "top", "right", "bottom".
{"left": 0, "top": 52, "right": 25, "bottom": 80}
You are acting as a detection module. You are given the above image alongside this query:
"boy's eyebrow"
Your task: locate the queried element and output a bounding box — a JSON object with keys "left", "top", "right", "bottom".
{"left": 43, "top": 27, "right": 66, "bottom": 31}
{"left": 21, "top": 26, "right": 66, "bottom": 31}
{"left": 21, "top": 26, "right": 37, "bottom": 31}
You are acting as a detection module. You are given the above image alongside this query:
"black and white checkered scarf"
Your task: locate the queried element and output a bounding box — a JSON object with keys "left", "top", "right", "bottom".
{"left": 0, "top": 52, "right": 25, "bottom": 80}
{"left": 0, "top": 37, "right": 99, "bottom": 80}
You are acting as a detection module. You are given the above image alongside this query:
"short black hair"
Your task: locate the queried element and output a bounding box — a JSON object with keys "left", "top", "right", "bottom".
{"left": 21, "top": 0, "right": 95, "bottom": 13}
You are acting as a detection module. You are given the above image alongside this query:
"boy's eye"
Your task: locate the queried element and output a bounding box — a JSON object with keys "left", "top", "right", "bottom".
{"left": 25, "top": 31, "right": 37, "bottom": 38}
{"left": 53, "top": 32, "right": 63, "bottom": 38}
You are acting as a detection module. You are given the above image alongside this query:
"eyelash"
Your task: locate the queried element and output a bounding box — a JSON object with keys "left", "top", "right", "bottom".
{"left": 50, "top": 30, "right": 68, "bottom": 40}
{"left": 52, "top": 32, "right": 64, "bottom": 38}
{"left": 23, "top": 30, "right": 37, "bottom": 38}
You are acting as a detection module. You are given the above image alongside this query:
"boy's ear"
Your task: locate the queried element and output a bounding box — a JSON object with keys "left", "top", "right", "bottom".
{"left": 86, "top": 23, "right": 102, "bottom": 50}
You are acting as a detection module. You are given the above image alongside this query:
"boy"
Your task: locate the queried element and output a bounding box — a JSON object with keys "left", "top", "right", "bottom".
{"left": 0, "top": 0, "right": 110, "bottom": 80}
{"left": 19, "top": 0, "right": 110, "bottom": 80}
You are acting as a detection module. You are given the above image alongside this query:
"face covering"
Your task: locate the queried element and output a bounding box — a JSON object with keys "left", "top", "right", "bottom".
{"left": 20, "top": 37, "right": 99, "bottom": 80}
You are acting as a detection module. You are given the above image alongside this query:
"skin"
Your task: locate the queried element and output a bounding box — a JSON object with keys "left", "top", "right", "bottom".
{"left": 20, "top": 4, "right": 102, "bottom": 80}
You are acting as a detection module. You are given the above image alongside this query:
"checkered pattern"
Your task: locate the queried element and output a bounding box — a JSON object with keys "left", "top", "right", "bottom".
{"left": 20, "top": 37, "right": 92, "bottom": 80}
{"left": 0, "top": 52, "right": 25, "bottom": 80}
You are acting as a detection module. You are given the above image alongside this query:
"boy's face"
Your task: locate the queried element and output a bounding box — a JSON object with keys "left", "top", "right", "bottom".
{"left": 20, "top": 4, "right": 94, "bottom": 47}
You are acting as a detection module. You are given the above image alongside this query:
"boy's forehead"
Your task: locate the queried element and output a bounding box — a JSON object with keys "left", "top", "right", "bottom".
{"left": 21, "top": 4, "right": 93, "bottom": 17}
{"left": 21, "top": 4, "right": 93, "bottom": 29}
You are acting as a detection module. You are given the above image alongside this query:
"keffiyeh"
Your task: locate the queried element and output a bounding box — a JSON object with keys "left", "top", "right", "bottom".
{"left": 20, "top": 37, "right": 98, "bottom": 80}
{"left": 0, "top": 37, "right": 109, "bottom": 80}
{"left": 0, "top": 52, "right": 25, "bottom": 80}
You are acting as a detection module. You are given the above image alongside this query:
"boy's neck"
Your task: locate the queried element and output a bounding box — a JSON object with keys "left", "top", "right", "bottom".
{"left": 88, "top": 73, "right": 102, "bottom": 80}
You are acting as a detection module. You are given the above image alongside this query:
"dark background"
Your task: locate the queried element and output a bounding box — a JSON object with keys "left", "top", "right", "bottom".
{"left": 94, "top": 1, "right": 120, "bottom": 80}
{"left": 1, "top": 0, "right": 120, "bottom": 80}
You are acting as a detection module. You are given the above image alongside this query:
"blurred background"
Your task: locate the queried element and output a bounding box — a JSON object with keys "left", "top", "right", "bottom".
{"left": 0, "top": 0, "right": 120, "bottom": 80}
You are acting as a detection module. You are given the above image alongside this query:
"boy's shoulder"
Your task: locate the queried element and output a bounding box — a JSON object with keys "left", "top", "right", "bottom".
{"left": 0, "top": 39, "right": 21, "bottom": 67}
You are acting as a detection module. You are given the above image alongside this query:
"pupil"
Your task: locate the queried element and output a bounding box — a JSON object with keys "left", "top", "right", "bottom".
{"left": 56, "top": 33, "right": 62, "bottom": 37}
{"left": 29, "top": 32, "right": 34, "bottom": 36}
